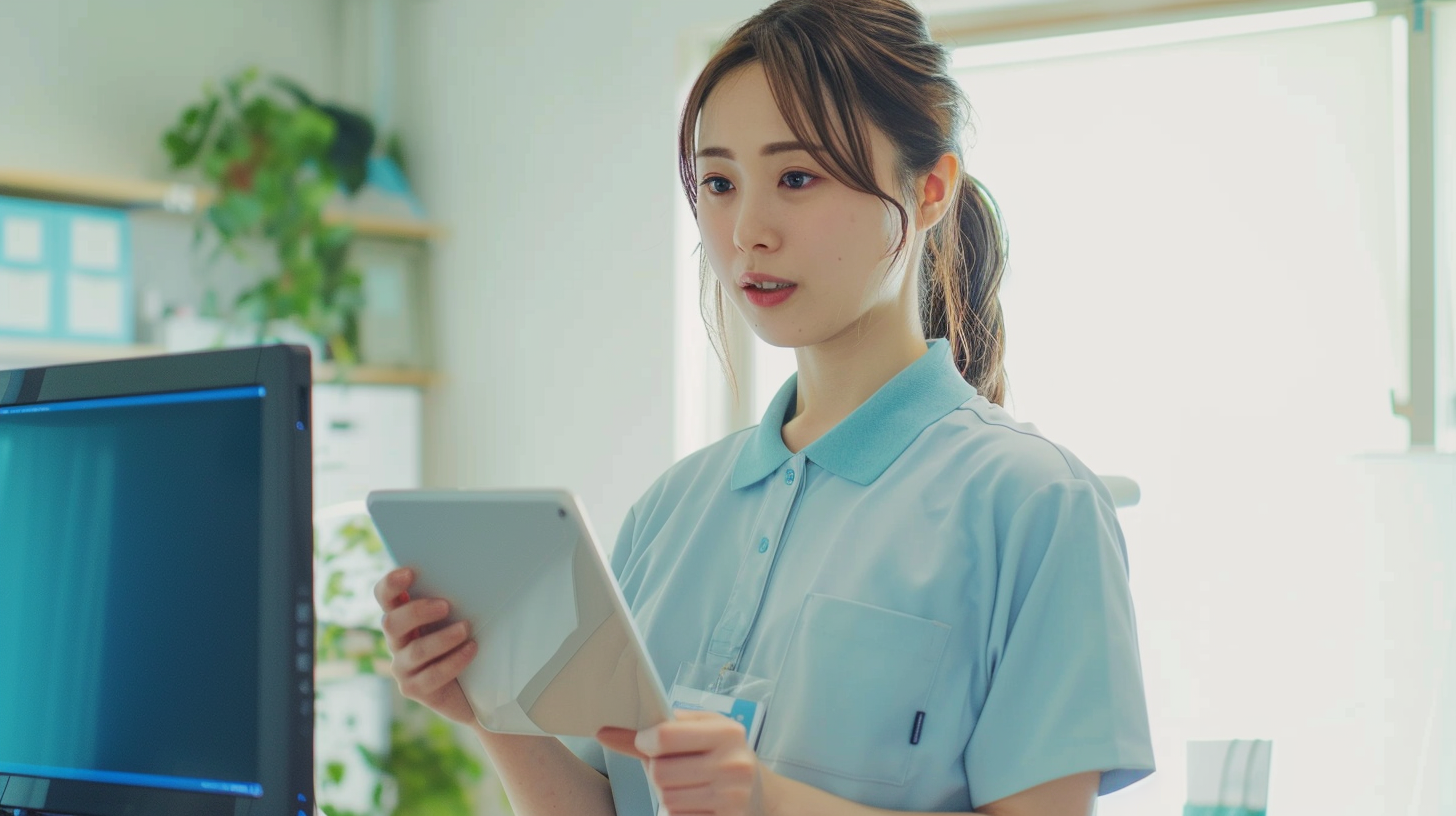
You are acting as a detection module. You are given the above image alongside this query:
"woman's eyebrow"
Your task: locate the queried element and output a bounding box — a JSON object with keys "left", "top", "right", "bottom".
{"left": 695, "top": 141, "right": 815, "bottom": 160}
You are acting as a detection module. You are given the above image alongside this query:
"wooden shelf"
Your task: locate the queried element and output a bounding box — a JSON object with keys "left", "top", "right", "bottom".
{"left": 315, "top": 363, "right": 437, "bottom": 388}
{"left": 0, "top": 338, "right": 438, "bottom": 387}
{"left": 315, "top": 658, "right": 393, "bottom": 684}
{"left": 0, "top": 167, "right": 444, "bottom": 242}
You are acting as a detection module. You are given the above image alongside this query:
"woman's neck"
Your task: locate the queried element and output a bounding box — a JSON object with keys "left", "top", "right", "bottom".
{"left": 781, "top": 318, "right": 928, "bottom": 454}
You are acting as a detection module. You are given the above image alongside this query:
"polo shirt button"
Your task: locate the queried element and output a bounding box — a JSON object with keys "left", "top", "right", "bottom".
{"left": 785, "top": 468, "right": 795, "bottom": 485}
{"left": 758, "top": 537, "right": 769, "bottom": 553}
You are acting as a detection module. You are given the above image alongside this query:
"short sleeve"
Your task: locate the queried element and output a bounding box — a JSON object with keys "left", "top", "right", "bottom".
{"left": 965, "top": 479, "right": 1155, "bottom": 809}
{"left": 609, "top": 505, "right": 637, "bottom": 599}
{"left": 562, "top": 505, "right": 640, "bottom": 777}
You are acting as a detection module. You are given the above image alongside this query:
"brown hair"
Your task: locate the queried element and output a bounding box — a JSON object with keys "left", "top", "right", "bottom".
{"left": 677, "top": 0, "right": 1009, "bottom": 405}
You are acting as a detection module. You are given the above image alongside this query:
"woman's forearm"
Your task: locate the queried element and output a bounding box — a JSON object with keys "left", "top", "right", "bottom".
{"left": 472, "top": 724, "right": 616, "bottom": 816}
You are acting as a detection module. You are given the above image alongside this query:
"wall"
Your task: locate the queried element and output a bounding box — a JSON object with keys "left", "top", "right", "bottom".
{"left": 394, "top": 0, "right": 766, "bottom": 538}
{"left": 0, "top": 0, "right": 345, "bottom": 180}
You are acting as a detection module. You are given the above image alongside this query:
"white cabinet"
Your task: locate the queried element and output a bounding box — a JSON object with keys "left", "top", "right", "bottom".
{"left": 311, "top": 384, "right": 422, "bottom": 815}
{"left": 312, "top": 383, "right": 422, "bottom": 510}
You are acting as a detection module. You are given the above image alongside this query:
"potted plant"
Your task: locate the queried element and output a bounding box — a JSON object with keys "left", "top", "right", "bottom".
{"left": 162, "top": 67, "right": 375, "bottom": 363}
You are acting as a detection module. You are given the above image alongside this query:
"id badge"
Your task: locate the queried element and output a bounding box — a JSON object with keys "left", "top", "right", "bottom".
{"left": 647, "top": 664, "right": 775, "bottom": 815}
{"left": 668, "top": 663, "right": 773, "bottom": 750}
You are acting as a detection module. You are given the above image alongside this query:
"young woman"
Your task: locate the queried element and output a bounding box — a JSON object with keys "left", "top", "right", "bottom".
{"left": 374, "top": 1, "right": 1155, "bottom": 813}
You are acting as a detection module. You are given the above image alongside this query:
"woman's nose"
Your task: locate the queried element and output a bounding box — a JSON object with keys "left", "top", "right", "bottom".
{"left": 732, "top": 194, "right": 780, "bottom": 254}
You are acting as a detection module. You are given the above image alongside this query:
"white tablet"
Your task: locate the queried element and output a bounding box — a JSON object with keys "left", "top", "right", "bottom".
{"left": 366, "top": 489, "right": 672, "bottom": 737}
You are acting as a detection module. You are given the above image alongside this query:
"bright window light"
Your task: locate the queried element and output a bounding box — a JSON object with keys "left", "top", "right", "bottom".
{"left": 949, "top": 10, "right": 1410, "bottom": 814}
{"left": 951, "top": 2, "right": 1378, "bottom": 68}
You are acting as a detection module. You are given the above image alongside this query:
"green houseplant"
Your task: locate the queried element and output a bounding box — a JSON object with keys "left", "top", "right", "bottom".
{"left": 315, "top": 517, "right": 495, "bottom": 816}
{"left": 162, "top": 67, "right": 374, "bottom": 363}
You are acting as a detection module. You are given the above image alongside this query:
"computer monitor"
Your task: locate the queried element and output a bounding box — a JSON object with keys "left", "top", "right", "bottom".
{"left": 0, "top": 345, "right": 314, "bottom": 816}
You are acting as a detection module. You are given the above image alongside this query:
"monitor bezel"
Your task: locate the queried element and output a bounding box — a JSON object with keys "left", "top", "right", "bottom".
{"left": 0, "top": 344, "right": 314, "bottom": 816}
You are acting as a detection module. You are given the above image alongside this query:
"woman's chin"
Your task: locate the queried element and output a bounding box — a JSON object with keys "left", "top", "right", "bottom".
{"left": 746, "top": 325, "right": 820, "bottom": 350}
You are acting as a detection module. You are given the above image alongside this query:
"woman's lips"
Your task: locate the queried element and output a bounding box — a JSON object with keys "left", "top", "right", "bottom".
{"left": 743, "top": 283, "right": 797, "bottom": 307}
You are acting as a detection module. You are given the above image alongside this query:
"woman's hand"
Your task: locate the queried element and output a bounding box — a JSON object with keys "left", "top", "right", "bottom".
{"left": 373, "top": 566, "right": 479, "bottom": 725}
{"left": 598, "top": 710, "right": 767, "bottom": 816}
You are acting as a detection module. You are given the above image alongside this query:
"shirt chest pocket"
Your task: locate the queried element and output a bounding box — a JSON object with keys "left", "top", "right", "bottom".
{"left": 761, "top": 594, "right": 951, "bottom": 786}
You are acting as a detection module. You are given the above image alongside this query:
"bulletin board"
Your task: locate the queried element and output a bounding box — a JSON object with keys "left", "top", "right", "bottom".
{"left": 0, "top": 195, "right": 133, "bottom": 344}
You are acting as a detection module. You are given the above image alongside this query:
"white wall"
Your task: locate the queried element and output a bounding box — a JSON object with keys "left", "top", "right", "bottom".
{"left": 0, "top": 0, "right": 345, "bottom": 180}
{"left": 395, "top": 0, "right": 766, "bottom": 537}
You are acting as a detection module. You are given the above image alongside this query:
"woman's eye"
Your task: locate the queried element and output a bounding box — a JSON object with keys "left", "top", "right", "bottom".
{"left": 782, "top": 171, "right": 815, "bottom": 189}
{"left": 702, "top": 177, "right": 734, "bottom": 194}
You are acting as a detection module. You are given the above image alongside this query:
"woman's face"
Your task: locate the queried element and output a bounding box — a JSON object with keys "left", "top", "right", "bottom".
{"left": 694, "top": 63, "right": 916, "bottom": 349}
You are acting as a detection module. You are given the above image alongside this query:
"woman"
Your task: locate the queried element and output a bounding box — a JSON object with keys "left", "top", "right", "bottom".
{"left": 374, "top": 1, "right": 1155, "bottom": 813}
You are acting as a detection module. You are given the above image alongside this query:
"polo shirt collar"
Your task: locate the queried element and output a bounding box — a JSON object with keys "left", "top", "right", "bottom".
{"left": 731, "top": 339, "right": 976, "bottom": 489}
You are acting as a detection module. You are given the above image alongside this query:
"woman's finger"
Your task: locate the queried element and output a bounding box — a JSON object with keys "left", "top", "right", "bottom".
{"left": 637, "top": 711, "right": 743, "bottom": 756}
{"left": 380, "top": 597, "right": 451, "bottom": 649}
{"left": 398, "top": 637, "right": 479, "bottom": 701}
{"left": 656, "top": 780, "right": 725, "bottom": 813}
{"left": 649, "top": 752, "right": 719, "bottom": 787}
{"left": 596, "top": 727, "right": 647, "bottom": 760}
{"left": 373, "top": 567, "right": 415, "bottom": 611}
{"left": 396, "top": 619, "right": 471, "bottom": 674}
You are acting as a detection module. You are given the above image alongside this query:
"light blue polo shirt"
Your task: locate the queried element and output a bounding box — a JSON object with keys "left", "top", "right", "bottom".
{"left": 566, "top": 338, "right": 1154, "bottom": 813}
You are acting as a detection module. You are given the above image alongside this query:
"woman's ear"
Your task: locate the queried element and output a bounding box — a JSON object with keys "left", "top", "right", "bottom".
{"left": 915, "top": 152, "right": 960, "bottom": 232}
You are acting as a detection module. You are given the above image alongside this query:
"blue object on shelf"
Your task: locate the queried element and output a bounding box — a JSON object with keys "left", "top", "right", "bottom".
{"left": 0, "top": 195, "right": 133, "bottom": 344}
{"left": 364, "top": 155, "right": 426, "bottom": 218}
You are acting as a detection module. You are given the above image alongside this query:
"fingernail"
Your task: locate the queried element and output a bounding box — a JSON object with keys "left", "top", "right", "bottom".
{"left": 635, "top": 728, "right": 659, "bottom": 754}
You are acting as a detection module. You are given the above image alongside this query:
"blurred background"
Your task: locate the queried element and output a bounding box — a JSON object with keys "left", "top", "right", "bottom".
{"left": 0, "top": 0, "right": 1451, "bottom": 814}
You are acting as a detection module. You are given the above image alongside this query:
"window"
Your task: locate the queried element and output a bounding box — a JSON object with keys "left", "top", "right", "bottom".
{"left": 942, "top": 7, "right": 1429, "bottom": 815}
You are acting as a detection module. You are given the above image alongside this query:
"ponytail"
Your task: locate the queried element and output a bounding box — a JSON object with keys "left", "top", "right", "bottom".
{"left": 922, "top": 172, "right": 1009, "bottom": 406}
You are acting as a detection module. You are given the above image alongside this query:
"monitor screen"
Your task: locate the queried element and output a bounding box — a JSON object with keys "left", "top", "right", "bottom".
{"left": 0, "top": 346, "right": 313, "bottom": 816}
